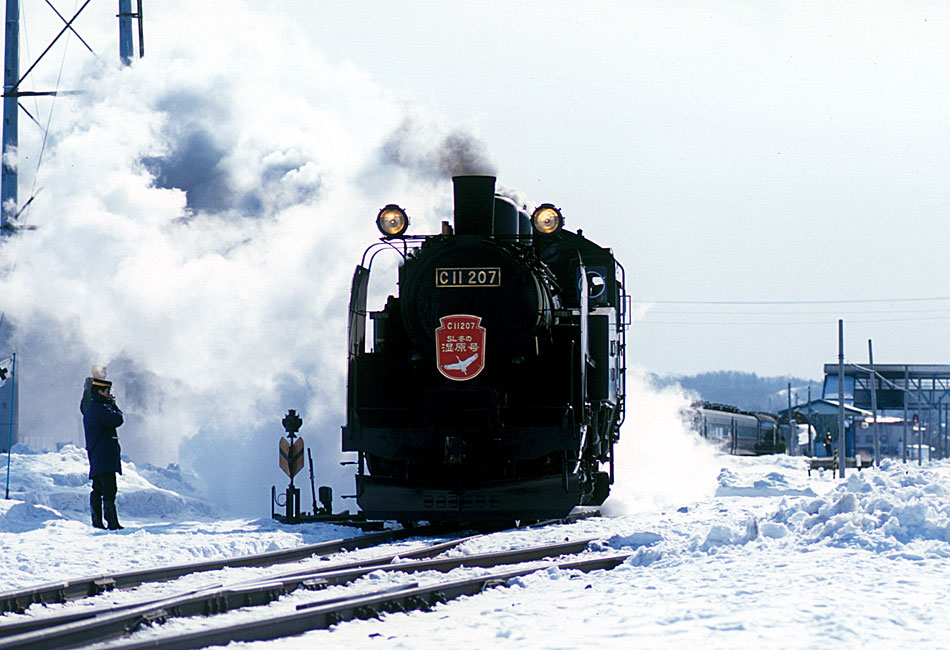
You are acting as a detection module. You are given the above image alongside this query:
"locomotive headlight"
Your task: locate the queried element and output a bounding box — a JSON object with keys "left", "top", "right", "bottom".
{"left": 377, "top": 204, "right": 409, "bottom": 237}
{"left": 531, "top": 204, "right": 563, "bottom": 235}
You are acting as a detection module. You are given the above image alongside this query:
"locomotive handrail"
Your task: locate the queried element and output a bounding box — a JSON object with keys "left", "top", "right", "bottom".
{"left": 360, "top": 240, "right": 417, "bottom": 271}
{"left": 360, "top": 233, "right": 546, "bottom": 270}
{"left": 615, "top": 257, "right": 629, "bottom": 431}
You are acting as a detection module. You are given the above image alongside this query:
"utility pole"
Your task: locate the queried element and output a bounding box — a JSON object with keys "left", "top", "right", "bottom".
{"left": 930, "top": 381, "right": 935, "bottom": 461}
{"left": 903, "top": 366, "right": 909, "bottom": 463}
{"left": 787, "top": 381, "right": 793, "bottom": 456}
{"left": 837, "top": 320, "right": 846, "bottom": 478}
{"left": 807, "top": 386, "right": 813, "bottom": 456}
{"left": 119, "top": 0, "right": 132, "bottom": 64}
{"left": 868, "top": 339, "right": 879, "bottom": 467}
{"left": 916, "top": 382, "right": 923, "bottom": 466}
{"left": 118, "top": 1, "right": 145, "bottom": 64}
{"left": 1, "top": 0, "right": 18, "bottom": 232}
{"left": 1, "top": 2, "right": 144, "bottom": 234}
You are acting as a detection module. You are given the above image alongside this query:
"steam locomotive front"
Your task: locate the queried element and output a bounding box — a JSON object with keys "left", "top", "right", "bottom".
{"left": 344, "top": 175, "right": 613, "bottom": 521}
{"left": 398, "top": 176, "right": 556, "bottom": 381}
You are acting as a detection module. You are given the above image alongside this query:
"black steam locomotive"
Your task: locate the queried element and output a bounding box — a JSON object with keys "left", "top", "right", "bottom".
{"left": 343, "top": 176, "right": 627, "bottom": 522}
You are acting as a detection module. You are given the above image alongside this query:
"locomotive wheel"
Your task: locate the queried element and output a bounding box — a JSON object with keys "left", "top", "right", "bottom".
{"left": 588, "top": 471, "right": 611, "bottom": 506}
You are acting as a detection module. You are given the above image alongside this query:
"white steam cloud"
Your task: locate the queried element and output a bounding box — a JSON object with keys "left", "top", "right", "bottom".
{"left": 602, "top": 369, "right": 722, "bottom": 515}
{"left": 0, "top": 1, "right": 493, "bottom": 513}
{"left": 3, "top": 2, "right": 703, "bottom": 519}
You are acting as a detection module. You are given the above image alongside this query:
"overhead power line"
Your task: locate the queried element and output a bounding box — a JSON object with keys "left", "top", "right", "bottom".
{"left": 641, "top": 315, "right": 950, "bottom": 326}
{"left": 634, "top": 297, "right": 950, "bottom": 305}
{"left": 632, "top": 296, "right": 950, "bottom": 325}
{"left": 649, "top": 308, "right": 950, "bottom": 316}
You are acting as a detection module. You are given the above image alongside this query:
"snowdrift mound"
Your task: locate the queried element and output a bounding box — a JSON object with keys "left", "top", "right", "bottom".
{"left": 702, "top": 458, "right": 950, "bottom": 557}
{"left": 716, "top": 467, "right": 818, "bottom": 498}
{"left": 0, "top": 444, "right": 215, "bottom": 523}
{"left": 600, "top": 455, "right": 950, "bottom": 562}
{"left": 0, "top": 503, "right": 66, "bottom": 532}
{"left": 767, "top": 459, "right": 950, "bottom": 554}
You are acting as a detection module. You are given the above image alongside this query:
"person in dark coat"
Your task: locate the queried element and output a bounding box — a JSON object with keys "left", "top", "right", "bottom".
{"left": 83, "top": 377, "right": 124, "bottom": 530}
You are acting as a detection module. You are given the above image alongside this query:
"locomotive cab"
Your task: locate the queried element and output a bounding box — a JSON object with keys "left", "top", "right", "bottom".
{"left": 343, "top": 176, "right": 627, "bottom": 522}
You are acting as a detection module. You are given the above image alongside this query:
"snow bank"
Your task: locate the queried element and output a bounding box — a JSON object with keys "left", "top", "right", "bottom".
{"left": 715, "top": 467, "right": 818, "bottom": 498}
{"left": 767, "top": 459, "right": 950, "bottom": 556}
{"left": 1, "top": 447, "right": 949, "bottom": 647}
{"left": 0, "top": 443, "right": 214, "bottom": 526}
{"left": 590, "top": 454, "right": 950, "bottom": 567}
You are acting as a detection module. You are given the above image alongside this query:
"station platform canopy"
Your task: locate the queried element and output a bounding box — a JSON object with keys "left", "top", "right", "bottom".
{"left": 821, "top": 364, "right": 950, "bottom": 411}
{"left": 777, "top": 399, "right": 871, "bottom": 420}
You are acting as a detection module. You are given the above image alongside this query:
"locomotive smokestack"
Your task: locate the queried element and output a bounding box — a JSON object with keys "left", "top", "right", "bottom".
{"left": 452, "top": 175, "right": 496, "bottom": 235}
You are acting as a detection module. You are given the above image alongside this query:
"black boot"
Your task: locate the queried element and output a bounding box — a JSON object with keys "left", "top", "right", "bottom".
{"left": 104, "top": 500, "right": 124, "bottom": 530}
{"left": 90, "top": 494, "right": 106, "bottom": 529}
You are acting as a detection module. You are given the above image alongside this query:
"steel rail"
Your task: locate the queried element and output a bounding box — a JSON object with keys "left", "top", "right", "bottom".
{"left": 0, "top": 538, "right": 606, "bottom": 650}
{"left": 0, "top": 534, "right": 472, "bottom": 640}
{"left": 282, "top": 536, "right": 598, "bottom": 587}
{"left": 0, "top": 511, "right": 599, "bottom": 617}
{"left": 115, "top": 553, "right": 633, "bottom": 650}
{"left": 0, "top": 525, "right": 448, "bottom": 615}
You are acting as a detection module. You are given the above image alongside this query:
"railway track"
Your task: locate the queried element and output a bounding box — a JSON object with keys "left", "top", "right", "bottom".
{"left": 115, "top": 550, "right": 629, "bottom": 650}
{"left": 0, "top": 516, "right": 624, "bottom": 649}
{"left": 0, "top": 530, "right": 468, "bottom": 647}
{"left": 0, "top": 525, "right": 428, "bottom": 616}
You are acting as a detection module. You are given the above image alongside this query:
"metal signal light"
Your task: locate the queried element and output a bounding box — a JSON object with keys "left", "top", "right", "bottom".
{"left": 377, "top": 204, "right": 409, "bottom": 237}
{"left": 531, "top": 204, "right": 564, "bottom": 235}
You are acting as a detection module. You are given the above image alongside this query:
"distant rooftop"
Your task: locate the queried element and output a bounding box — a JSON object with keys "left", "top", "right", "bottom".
{"left": 823, "top": 364, "right": 950, "bottom": 377}
{"left": 821, "top": 363, "right": 950, "bottom": 410}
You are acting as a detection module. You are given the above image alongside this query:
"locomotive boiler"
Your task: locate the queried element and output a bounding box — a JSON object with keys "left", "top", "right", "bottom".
{"left": 343, "top": 175, "right": 627, "bottom": 522}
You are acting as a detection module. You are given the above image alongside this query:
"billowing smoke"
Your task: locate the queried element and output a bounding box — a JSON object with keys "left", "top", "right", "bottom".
{"left": 140, "top": 89, "right": 326, "bottom": 216}
{"left": 598, "top": 286, "right": 723, "bottom": 515}
{"left": 602, "top": 369, "right": 722, "bottom": 515}
{"left": 495, "top": 185, "right": 529, "bottom": 211}
{"left": 0, "top": 1, "right": 496, "bottom": 514}
{"left": 139, "top": 91, "right": 237, "bottom": 214}
{"left": 437, "top": 131, "right": 496, "bottom": 177}
{"left": 375, "top": 115, "right": 496, "bottom": 182}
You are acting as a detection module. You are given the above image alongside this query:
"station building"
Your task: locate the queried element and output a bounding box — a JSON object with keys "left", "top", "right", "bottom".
{"left": 783, "top": 364, "right": 950, "bottom": 460}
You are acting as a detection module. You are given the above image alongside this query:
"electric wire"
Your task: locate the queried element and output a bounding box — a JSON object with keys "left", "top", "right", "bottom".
{"left": 648, "top": 308, "right": 950, "bottom": 316}
{"left": 632, "top": 297, "right": 950, "bottom": 325}
{"left": 25, "top": 0, "right": 76, "bottom": 225}
{"left": 640, "top": 317, "right": 950, "bottom": 326}
{"left": 1, "top": 1, "right": 80, "bottom": 336}
{"left": 635, "top": 296, "right": 950, "bottom": 305}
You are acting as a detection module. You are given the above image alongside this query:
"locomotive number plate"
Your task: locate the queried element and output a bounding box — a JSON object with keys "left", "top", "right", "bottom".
{"left": 436, "top": 267, "right": 501, "bottom": 288}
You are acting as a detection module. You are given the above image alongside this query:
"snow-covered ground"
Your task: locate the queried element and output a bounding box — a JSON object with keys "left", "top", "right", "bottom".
{"left": 1, "top": 443, "right": 949, "bottom": 649}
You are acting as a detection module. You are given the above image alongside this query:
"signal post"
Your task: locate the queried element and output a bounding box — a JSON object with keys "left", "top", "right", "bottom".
{"left": 278, "top": 409, "right": 305, "bottom": 523}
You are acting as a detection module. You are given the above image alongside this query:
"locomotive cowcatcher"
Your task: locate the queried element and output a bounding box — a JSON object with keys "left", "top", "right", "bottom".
{"left": 343, "top": 175, "right": 627, "bottom": 522}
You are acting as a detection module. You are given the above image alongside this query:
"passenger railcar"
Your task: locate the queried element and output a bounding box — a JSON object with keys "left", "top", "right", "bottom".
{"left": 688, "top": 402, "right": 784, "bottom": 455}
{"left": 343, "top": 175, "right": 627, "bottom": 522}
